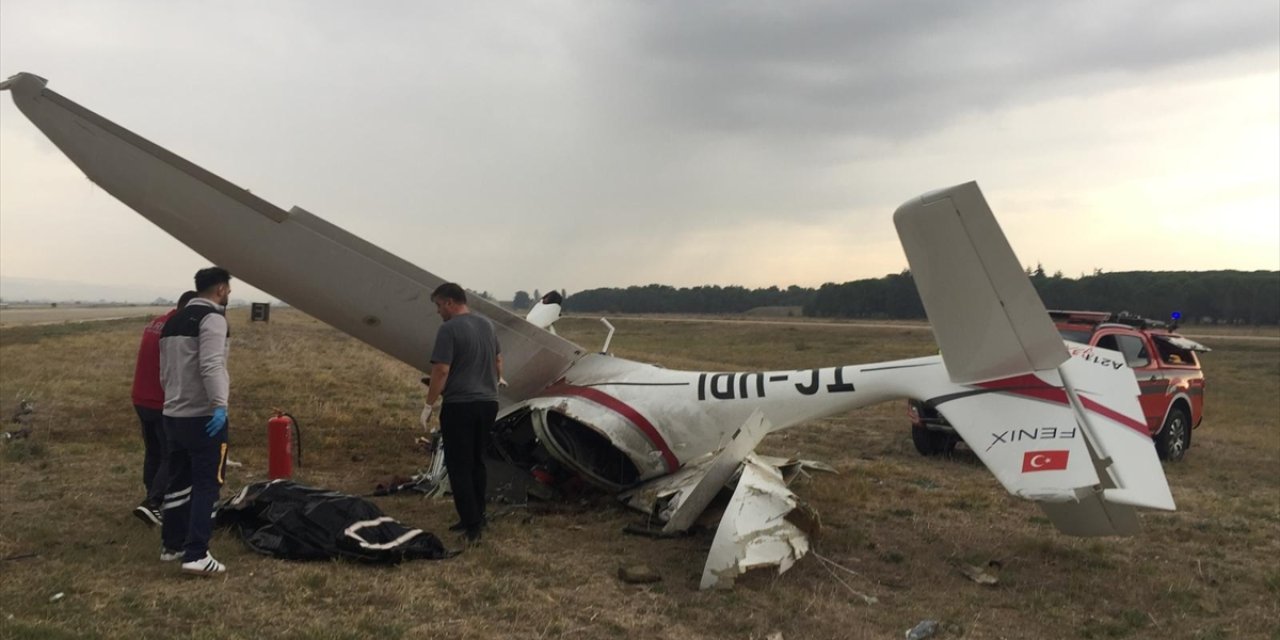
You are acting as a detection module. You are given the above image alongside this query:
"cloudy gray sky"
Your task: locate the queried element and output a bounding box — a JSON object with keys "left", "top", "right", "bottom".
{"left": 2, "top": 1, "right": 1277, "bottom": 302}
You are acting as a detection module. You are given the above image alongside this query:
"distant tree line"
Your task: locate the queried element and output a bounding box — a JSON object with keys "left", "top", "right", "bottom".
{"left": 1025, "top": 269, "right": 1279, "bottom": 325}
{"left": 563, "top": 284, "right": 812, "bottom": 314}
{"left": 562, "top": 270, "right": 1280, "bottom": 324}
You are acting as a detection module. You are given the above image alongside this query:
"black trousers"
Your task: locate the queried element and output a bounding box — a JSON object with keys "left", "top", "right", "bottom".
{"left": 134, "top": 404, "right": 168, "bottom": 507}
{"left": 440, "top": 401, "right": 498, "bottom": 529}
{"left": 160, "top": 414, "right": 229, "bottom": 561}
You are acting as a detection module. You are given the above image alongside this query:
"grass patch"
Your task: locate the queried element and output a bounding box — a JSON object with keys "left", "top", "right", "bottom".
{"left": 0, "top": 309, "right": 1276, "bottom": 639}
{"left": 3, "top": 439, "right": 49, "bottom": 463}
{"left": 0, "top": 316, "right": 147, "bottom": 346}
{"left": 1078, "top": 609, "right": 1150, "bottom": 638}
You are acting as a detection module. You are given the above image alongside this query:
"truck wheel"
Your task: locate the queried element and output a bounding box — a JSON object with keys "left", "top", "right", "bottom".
{"left": 1155, "top": 407, "right": 1191, "bottom": 462}
{"left": 911, "top": 423, "right": 955, "bottom": 456}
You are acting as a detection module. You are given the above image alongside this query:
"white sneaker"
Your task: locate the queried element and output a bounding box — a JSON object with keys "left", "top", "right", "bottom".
{"left": 160, "top": 548, "right": 183, "bottom": 562}
{"left": 180, "top": 553, "right": 226, "bottom": 576}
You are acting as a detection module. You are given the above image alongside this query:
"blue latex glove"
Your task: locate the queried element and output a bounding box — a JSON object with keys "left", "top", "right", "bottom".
{"left": 206, "top": 407, "right": 228, "bottom": 437}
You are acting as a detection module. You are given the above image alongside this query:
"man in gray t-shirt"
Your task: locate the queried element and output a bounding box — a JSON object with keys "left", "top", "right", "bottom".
{"left": 422, "top": 282, "right": 503, "bottom": 543}
{"left": 431, "top": 314, "right": 500, "bottom": 402}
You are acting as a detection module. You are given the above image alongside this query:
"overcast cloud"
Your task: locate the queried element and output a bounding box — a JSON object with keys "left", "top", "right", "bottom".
{"left": 1, "top": 1, "right": 1276, "bottom": 302}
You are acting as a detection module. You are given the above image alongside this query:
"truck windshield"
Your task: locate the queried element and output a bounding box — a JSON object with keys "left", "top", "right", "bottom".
{"left": 1058, "top": 329, "right": 1092, "bottom": 344}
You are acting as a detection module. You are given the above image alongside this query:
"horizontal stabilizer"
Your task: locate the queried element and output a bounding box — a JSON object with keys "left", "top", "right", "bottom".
{"left": 894, "top": 182, "right": 1067, "bottom": 384}
{"left": 1038, "top": 494, "right": 1140, "bottom": 536}
{"left": 1057, "top": 347, "right": 1176, "bottom": 512}
{"left": 925, "top": 343, "right": 1174, "bottom": 536}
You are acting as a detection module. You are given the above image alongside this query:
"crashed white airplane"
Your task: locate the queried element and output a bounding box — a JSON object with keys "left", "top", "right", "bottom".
{"left": 2, "top": 73, "right": 1175, "bottom": 589}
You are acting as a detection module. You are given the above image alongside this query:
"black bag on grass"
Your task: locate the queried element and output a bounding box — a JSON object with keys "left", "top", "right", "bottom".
{"left": 215, "top": 480, "right": 453, "bottom": 563}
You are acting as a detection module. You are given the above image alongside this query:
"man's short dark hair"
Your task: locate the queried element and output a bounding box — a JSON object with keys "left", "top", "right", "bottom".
{"left": 194, "top": 267, "right": 231, "bottom": 293}
{"left": 431, "top": 282, "right": 467, "bottom": 304}
{"left": 177, "top": 290, "right": 198, "bottom": 309}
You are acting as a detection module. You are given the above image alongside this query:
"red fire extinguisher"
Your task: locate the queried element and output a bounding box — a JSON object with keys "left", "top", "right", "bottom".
{"left": 267, "top": 410, "right": 303, "bottom": 480}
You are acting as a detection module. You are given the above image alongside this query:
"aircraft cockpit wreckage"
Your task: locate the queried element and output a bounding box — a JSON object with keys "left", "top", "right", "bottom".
{"left": 2, "top": 73, "right": 1176, "bottom": 589}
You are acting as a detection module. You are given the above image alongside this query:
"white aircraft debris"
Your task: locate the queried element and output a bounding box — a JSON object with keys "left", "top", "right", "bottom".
{"left": 701, "top": 454, "right": 816, "bottom": 589}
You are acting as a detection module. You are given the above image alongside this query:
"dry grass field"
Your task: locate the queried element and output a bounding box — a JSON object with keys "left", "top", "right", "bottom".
{"left": 0, "top": 309, "right": 1276, "bottom": 639}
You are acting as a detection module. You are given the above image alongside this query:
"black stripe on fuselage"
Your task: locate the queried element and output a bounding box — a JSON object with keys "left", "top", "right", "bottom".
{"left": 579, "top": 382, "right": 691, "bottom": 388}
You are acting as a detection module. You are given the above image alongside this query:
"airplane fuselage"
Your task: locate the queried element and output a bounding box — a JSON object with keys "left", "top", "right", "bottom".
{"left": 498, "top": 351, "right": 955, "bottom": 488}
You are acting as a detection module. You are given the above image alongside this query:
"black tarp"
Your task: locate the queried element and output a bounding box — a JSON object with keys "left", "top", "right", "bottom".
{"left": 215, "top": 480, "right": 453, "bottom": 563}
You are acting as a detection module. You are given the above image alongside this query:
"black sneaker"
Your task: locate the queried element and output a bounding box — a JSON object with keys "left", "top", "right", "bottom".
{"left": 133, "top": 503, "right": 162, "bottom": 527}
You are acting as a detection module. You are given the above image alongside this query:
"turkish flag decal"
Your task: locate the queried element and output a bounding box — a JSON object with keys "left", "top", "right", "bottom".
{"left": 1022, "top": 450, "right": 1070, "bottom": 472}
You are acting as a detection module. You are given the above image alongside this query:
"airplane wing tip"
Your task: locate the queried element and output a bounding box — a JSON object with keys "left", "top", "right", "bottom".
{"left": 892, "top": 180, "right": 980, "bottom": 219}
{"left": 1, "top": 72, "right": 47, "bottom": 93}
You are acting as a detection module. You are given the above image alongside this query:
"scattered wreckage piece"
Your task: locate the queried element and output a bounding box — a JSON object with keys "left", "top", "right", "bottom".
{"left": 700, "top": 454, "right": 819, "bottom": 590}
{"left": 2, "top": 428, "right": 32, "bottom": 441}
{"left": 754, "top": 455, "right": 839, "bottom": 483}
{"left": 9, "top": 399, "right": 35, "bottom": 425}
{"left": 906, "top": 620, "right": 941, "bottom": 640}
{"left": 956, "top": 562, "right": 1000, "bottom": 586}
{"left": 216, "top": 480, "right": 453, "bottom": 563}
{"left": 618, "top": 454, "right": 717, "bottom": 518}
{"left": 617, "top": 446, "right": 836, "bottom": 529}
{"left": 812, "top": 551, "right": 878, "bottom": 605}
{"left": 5, "top": 400, "right": 36, "bottom": 440}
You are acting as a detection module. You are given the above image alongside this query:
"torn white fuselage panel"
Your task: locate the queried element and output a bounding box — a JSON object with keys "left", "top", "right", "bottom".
{"left": 617, "top": 450, "right": 837, "bottom": 526}
{"left": 662, "top": 409, "right": 771, "bottom": 533}
{"left": 519, "top": 396, "right": 670, "bottom": 487}
{"left": 754, "top": 455, "right": 839, "bottom": 484}
{"left": 700, "top": 454, "right": 815, "bottom": 590}
{"left": 618, "top": 453, "right": 715, "bottom": 519}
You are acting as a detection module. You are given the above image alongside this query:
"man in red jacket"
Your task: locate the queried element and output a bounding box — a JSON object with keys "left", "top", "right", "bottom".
{"left": 131, "top": 290, "right": 196, "bottom": 526}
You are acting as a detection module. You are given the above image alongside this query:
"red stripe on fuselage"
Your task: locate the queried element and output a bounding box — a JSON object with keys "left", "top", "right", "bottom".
{"left": 976, "top": 374, "right": 1148, "bottom": 436}
{"left": 539, "top": 384, "right": 679, "bottom": 472}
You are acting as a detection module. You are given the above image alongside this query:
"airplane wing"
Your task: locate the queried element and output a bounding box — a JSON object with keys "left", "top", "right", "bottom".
{"left": 1, "top": 73, "right": 585, "bottom": 403}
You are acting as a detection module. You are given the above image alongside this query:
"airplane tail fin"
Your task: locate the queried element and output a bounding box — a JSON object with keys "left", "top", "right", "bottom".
{"left": 894, "top": 183, "right": 1175, "bottom": 536}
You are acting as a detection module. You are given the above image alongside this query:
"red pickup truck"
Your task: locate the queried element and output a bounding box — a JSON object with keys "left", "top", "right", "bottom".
{"left": 909, "top": 311, "right": 1210, "bottom": 461}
